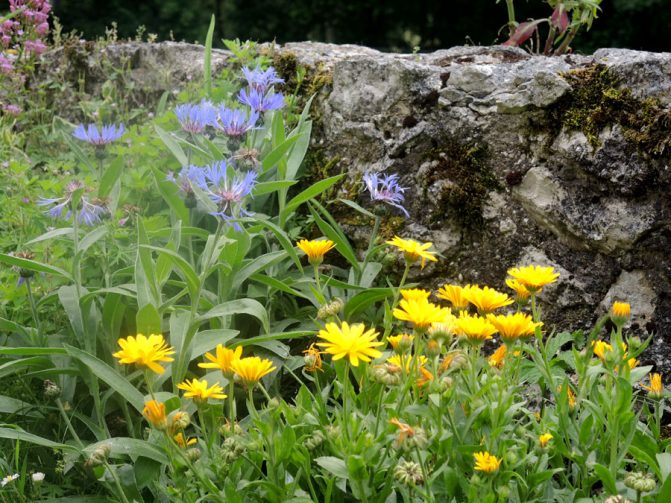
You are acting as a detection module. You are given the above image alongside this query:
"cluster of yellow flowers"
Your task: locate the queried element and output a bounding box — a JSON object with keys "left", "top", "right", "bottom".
{"left": 113, "top": 334, "right": 276, "bottom": 435}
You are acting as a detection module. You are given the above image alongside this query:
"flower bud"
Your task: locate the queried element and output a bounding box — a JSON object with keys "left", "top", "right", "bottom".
{"left": 624, "top": 472, "right": 656, "bottom": 493}
{"left": 393, "top": 461, "right": 424, "bottom": 487}
{"left": 85, "top": 444, "right": 111, "bottom": 468}
{"left": 370, "top": 364, "right": 402, "bottom": 386}
{"left": 610, "top": 301, "right": 631, "bottom": 327}
{"left": 44, "top": 380, "right": 61, "bottom": 400}
{"left": 426, "top": 339, "right": 441, "bottom": 358}
{"left": 604, "top": 496, "right": 632, "bottom": 503}
{"left": 169, "top": 411, "right": 191, "bottom": 433}
{"left": 186, "top": 447, "right": 201, "bottom": 462}
{"left": 305, "top": 430, "right": 326, "bottom": 451}
{"left": 317, "top": 298, "right": 344, "bottom": 320}
{"left": 31, "top": 472, "right": 45, "bottom": 486}
{"left": 219, "top": 421, "right": 243, "bottom": 436}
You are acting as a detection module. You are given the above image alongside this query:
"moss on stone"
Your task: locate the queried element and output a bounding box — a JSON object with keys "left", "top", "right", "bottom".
{"left": 551, "top": 64, "right": 671, "bottom": 155}
{"left": 266, "top": 50, "right": 333, "bottom": 111}
{"left": 421, "top": 140, "right": 499, "bottom": 231}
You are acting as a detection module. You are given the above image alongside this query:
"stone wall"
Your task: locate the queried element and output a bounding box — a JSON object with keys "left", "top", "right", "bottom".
{"left": 39, "top": 41, "right": 671, "bottom": 372}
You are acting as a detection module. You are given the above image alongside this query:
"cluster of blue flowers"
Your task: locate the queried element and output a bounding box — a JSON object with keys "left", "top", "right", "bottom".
{"left": 174, "top": 65, "right": 285, "bottom": 136}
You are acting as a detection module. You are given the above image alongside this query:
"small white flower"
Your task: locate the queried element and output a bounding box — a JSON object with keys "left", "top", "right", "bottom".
{"left": 1, "top": 473, "right": 19, "bottom": 487}
{"left": 32, "top": 472, "right": 45, "bottom": 483}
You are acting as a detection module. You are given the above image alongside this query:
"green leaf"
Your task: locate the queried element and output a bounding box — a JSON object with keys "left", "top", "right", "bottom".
{"left": 85, "top": 438, "right": 168, "bottom": 464}
{"left": 337, "top": 198, "right": 376, "bottom": 219}
{"left": 285, "top": 120, "right": 311, "bottom": 183}
{"left": 0, "top": 253, "right": 72, "bottom": 281}
{"left": 25, "top": 227, "right": 74, "bottom": 245}
{"left": 64, "top": 345, "right": 145, "bottom": 413}
{"left": 629, "top": 446, "right": 661, "bottom": 480}
{"left": 153, "top": 167, "right": 189, "bottom": 222}
{"left": 593, "top": 463, "right": 616, "bottom": 495}
{"left": 253, "top": 180, "right": 297, "bottom": 196}
{"left": 280, "top": 174, "right": 345, "bottom": 225}
{"left": 657, "top": 453, "right": 671, "bottom": 481}
{"left": 250, "top": 274, "right": 310, "bottom": 300}
{"left": 155, "top": 125, "right": 187, "bottom": 166}
{"left": 308, "top": 204, "right": 359, "bottom": 270}
{"left": 0, "top": 347, "right": 67, "bottom": 356}
{"left": 0, "top": 395, "right": 42, "bottom": 418}
{"left": 344, "top": 288, "right": 393, "bottom": 319}
{"left": 0, "top": 427, "right": 76, "bottom": 451}
{"left": 141, "top": 245, "right": 199, "bottom": 300}
{"left": 99, "top": 155, "right": 124, "bottom": 198}
{"left": 658, "top": 473, "right": 671, "bottom": 503}
{"left": 315, "top": 456, "right": 349, "bottom": 479}
{"left": 231, "top": 250, "right": 289, "bottom": 290}
{"left": 191, "top": 329, "right": 239, "bottom": 362}
{"left": 203, "top": 14, "right": 215, "bottom": 96}
{"left": 136, "top": 304, "right": 162, "bottom": 335}
{"left": 248, "top": 217, "right": 303, "bottom": 271}
{"left": 78, "top": 226, "right": 108, "bottom": 255}
{"left": 197, "top": 299, "right": 270, "bottom": 334}
{"left": 134, "top": 457, "right": 162, "bottom": 489}
{"left": 261, "top": 133, "right": 301, "bottom": 171}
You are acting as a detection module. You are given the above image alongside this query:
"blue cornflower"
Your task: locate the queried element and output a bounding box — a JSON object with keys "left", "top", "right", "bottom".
{"left": 200, "top": 161, "right": 257, "bottom": 229}
{"left": 215, "top": 106, "right": 259, "bottom": 137}
{"left": 73, "top": 123, "right": 125, "bottom": 146}
{"left": 37, "top": 181, "right": 108, "bottom": 226}
{"left": 238, "top": 88, "right": 285, "bottom": 113}
{"left": 167, "top": 165, "right": 207, "bottom": 194}
{"left": 174, "top": 100, "right": 217, "bottom": 134}
{"left": 241, "top": 65, "right": 284, "bottom": 93}
{"left": 362, "top": 172, "right": 409, "bottom": 217}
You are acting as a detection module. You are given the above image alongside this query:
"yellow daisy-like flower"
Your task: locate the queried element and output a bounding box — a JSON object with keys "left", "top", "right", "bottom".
{"left": 142, "top": 400, "right": 167, "bottom": 430}
{"left": 642, "top": 373, "right": 664, "bottom": 399}
{"left": 462, "top": 285, "right": 513, "bottom": 314}
{"left": 486, "top": 312, "right": 542, "bottom": 344}
{"left": 428, "top": 314, "right": 458, "bottom": 343}
{"left": 387, "top": 334, "right": 414, "bottom": 353}
{"left": 297, "top": 239, "right": 335, "bottom": 265}
{"left": 488, "top": 345, "right": 507, "bottom": 369}
{"left": 230, "top": 356, "right": 277, "bottom": 386}
{"left": 435, "top": 284, "right": 470, "bottom": 311}
{"left": 611, "top": 301, "right": 631, "bottom": 326}
{"left": 113, "top": 333, "right": 175, "bottom": 374}
{"left": 177, "top": 378, "right": 227, "bottom": 403}
{"left": 174, "top": 432, "right": 198, "bottom": 449}
{"left": 400, "top": 288, "right": 431, "bottom": 301}
{"left": 455, "top": 313, "right": 497, "bottom": 344}
{"left": 417, "top": 367, "right": 434, "bottom": 388}
{"left": 507, "top": 265, "right": 560, "bottom": 292}
{"left": 316, "top": 321, "right": 383, "bottom": 367}
{"left": 539, "top": 433, "right": 553, "bottom": 448}
{"left": 505, "top": 278, "right": 531, "bottom": 300}
{"left": 473, "top": 451, "right": 501, "bottom": 473}
{"left": 387, "top": 354, "right": 429, "bottom": 372}
{"left": 386, "top": 236, "right": 438, "bottom": 269}
{"left": 393, "top": 298, "right": 452, "bottom": 330}
{"left": 592, "top": 340, "right": 613, "bottom": 361}
{"left": 198, "top": 344, "right": 243, "bottom": 377}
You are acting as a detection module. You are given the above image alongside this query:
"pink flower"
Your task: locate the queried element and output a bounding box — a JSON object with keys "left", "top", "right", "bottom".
{"left": 35, "top": 22, "right": 49, "bottom": 35}
{"left": 24, "top": 39, "right": 46, "bottom": 55}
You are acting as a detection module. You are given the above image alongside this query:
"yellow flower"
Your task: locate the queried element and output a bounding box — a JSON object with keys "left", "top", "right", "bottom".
{"left": 507, "top": 265, "right": 560, "bottom": 292}
{"left": 386, "top": 236, "right": 438, "bottom": 269}
{"left": 642, "top": 373, "right": 664, "bottom": 399}
{"left": 435, "top": 284, "right": 470, "bottom": 311}
{"left": 455, "top": 313, "right": 497, "bottom": 344}
{"left": 174, "top": 432, "right": 198, "bottom": 449}
{"left": 177, "top": 378, "right": 227, "bottom": 402}
{"left": 198, "top": 344, "right": 243, "bottom": 377}
{"left": 592, "top": 340, "right": 613, "bottom": 361}
{"left": 143, "top": 400, "right": 167, "bottom": 430}
{"left": 627, "top": 357, "right": 639, "bottom": 369}
{"left": 611, "top": 301, "right": 631, "bottom": 319}
{"left": 303, "top": 343, "right": 323, "bottom": 372}
{"left": 488, "top": 345, "right": 507, "bottom": 369}
{"left": 113, "top": 334, "right": 175, "bottom": 374}
{"left": 231, "top": 356, "right": 277, "bottom": 386}
{"left": 316, "top": 321, "right": 383, "bottom": 366}
{"left": 611, "top": 301, "right": 631, "bottom": 326}
{"left": 393, "top": 298, "right": 452, "bottom": 329}
{"left": 505, "top": 278, "right": 531, "bottom": 300}
{"left": 428, "top": 314, "right": 458, "bottom": 342}
{"left": 474, "top": 451, "right": 501, "bottom": 473}
{"left": 387, "top": 334, "right": 414, "bottom": 353}
{"left": 557, "top": 385, "right": 576, "bottom": 411}
{"left": 417, "top": 367, "right": 434, "bottom": 388}
{"left": 387, "top": 354, "right": 429, "bottom": 372}
{"left": 486, "top": 312, "right": 542, "bottom": 344}
{"left": 400, "top": 288, "right": 431, "bottom": 301}
{"left": 389, "top": 418, "right": 416, "bottom": 444}
{"left": 462, "top": 285, "right": 513, "bottom": 314}
{"left": 297, "top": 239, "right": 335, "bottom": 265}
{"left": 539, "top": 433, "right": 553, "bottom": 448}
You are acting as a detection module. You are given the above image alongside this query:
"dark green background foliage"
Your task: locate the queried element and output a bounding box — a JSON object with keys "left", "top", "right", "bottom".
{"left": 9, "top": 0, "right": 671, "bottom": 52}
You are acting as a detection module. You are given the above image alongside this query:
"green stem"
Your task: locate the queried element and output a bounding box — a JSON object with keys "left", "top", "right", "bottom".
{"left": 414, "top": 446, "right": 433, "bottom": 502}
{"left": 102, "top": 461, "right": 131, "bottom": 503}
{"left": 505, "top": 0, "right": 517, "bottom": 35}
{"left": 227, "top": 378, "right": 236, "bottom": 430}
{"left": 372, "top": 385, "right": 386, "bottom": 438}
{"left": 360, "top": 215, "right": 381, "bottom": 285}
{"left": 24, "top": 277, "right": 42, "bottom": 344}
{"left": 196, "top": 403, "right": 210, "bottom": 447}
{"left": 55, "top": 398, "right": 84, "bottom": 449}
{"left": 385, "top": 262, "right": 411, "bottom": 338}
{"left": 144, "top": 371, "right": 157, "bottom": 402}
{"left": 342, "top": 361, "right": 351, "bottom": 442}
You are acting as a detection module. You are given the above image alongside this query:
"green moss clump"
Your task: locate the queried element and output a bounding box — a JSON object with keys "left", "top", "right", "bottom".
{"left": 422, "top": 140, "right": 499, "bottom": 230}
{"left": 264, "top": 50, "right": 333, "bottom": 108}
{"left": 551, "top": 64, "right": 671, "bottom": 155}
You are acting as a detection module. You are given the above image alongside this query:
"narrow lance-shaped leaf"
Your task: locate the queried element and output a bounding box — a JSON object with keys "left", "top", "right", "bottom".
{"left": 502, "top": 19, "right": 545, "bottom": 47}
